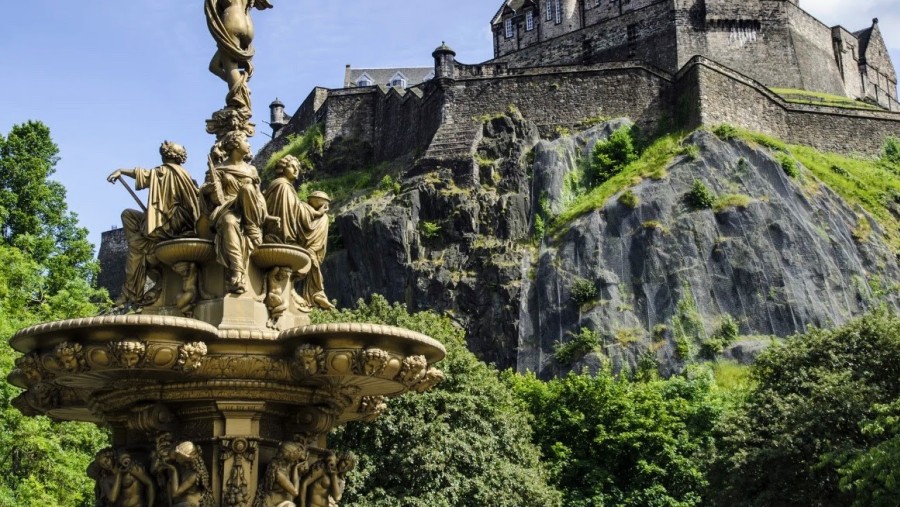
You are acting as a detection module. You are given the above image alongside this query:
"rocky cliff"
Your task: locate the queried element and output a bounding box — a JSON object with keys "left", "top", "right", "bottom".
{"left": 318, "top": 115, "right": 900, "bottom": 376}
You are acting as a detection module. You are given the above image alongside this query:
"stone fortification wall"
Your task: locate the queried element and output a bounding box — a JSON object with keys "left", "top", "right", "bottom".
{"left": 97, "top": 227, "right": 127, "bottom": 302}
{"left": 444, "top": 63, "right": 675, "bottom": 136}
{"left": 682, "top": 57, "right": 900, "bottom": 155}
{"left": 784, "top": 3, "right": 848, "bottom": 96}
{"left": 372, "top": 85, "right": 444, "bottom": 161}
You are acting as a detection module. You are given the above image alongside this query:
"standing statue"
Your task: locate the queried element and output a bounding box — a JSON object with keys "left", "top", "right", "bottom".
{"left": 264, "top": 155, "right": 335, "bottom": 310}
{"left": 201, "top": 130, "right": 277, "bottom": 293}
{"left": 328, "top": 453, "right": 356, "bottom": 507}
{"left": 87, "top": 448, "right": 157, "bottom": 507}
{"left": 163, "top": 441, "right": 215, "bottom": 507}
{"left": 107, "top": 141, "right": 200, "bottom": 307}
{"left": 205, "top": 0, "right": 274, "bottom": 110}
{"left": 253, "top": 441, "right": 310, "bottom": 507}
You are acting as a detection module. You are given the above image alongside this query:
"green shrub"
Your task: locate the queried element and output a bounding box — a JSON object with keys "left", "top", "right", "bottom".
{"left": 619, "top": 189, "right": 639, "bottom": 209}
{"left": 570, "top": 277, "right": 599, "bottom": 306}
{"left": 687, "top": 179, "right": 715, "bottom": 209}
{"left": 684, "top": 144, "right": 701, "bottom": 160}
{"left": 264, "top": 123, "right": 324, "bottom": 180}
{"left": 554, "top": 327, "right": 602, "bottom": 364}
{"left": 377, "top": 174, "right": 401, "bottom": 194}
{"left": 419, "top": 221, "right": 441, "bottom": 239}
{"left": 701, "top": 314, "right": 739, "bottom": 358}
{"left": 777, "top": 153, "right": 799, "bottom": 178}
{"left": 883, "top": 136, "right": 900, "bottom": 166}
{"left": 713, "top": 194, "right": 753, "bottom": 212}
{"left": 713, "top": 124, "right": 739, "bottom": 140}
{"left": 587, "top": 126, "right": 638, "bottom": 185}
{"left": 533, "top": 214, "right": 546, "bottom": 241}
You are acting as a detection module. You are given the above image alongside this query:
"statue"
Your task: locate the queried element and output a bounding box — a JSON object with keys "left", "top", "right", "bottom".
{"left": 163, "top": 441, "right": 215, "bottom": 507}
{"left": 87, "top": 447, "right": 156, "bottom": 507}
{"left": 205, "top": 0, "right": 274, "bottom": 110}
{"left": 200, "top": 130, "right": 278, "bottom": 293}
{"left": 107, "top": 142, "right": 200, "bottom": 307}
{"left": 299, "top": 452, "right": 341, "bottom": 507}
{"left": 263, "top": 155, "right": 335, "bottom": 310}
{"left": 253, "top": 441, "right": 310, "bottom": 507}
{"left": 328, "top": 453, "right": 356, "bottom": 507}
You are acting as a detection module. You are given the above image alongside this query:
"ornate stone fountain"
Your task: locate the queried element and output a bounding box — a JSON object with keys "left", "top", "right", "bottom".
{"left": 6, "top": 2, "right": 445, "bottom": 506}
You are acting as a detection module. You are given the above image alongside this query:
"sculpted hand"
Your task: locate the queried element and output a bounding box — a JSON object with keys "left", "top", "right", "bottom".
{"left": 107, "top": 170, "right": 123, "bottom": 183}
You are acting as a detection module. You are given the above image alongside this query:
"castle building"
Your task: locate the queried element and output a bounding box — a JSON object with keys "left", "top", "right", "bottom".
{"left": 491, "top": 0, "right": 898, "bottom": 111}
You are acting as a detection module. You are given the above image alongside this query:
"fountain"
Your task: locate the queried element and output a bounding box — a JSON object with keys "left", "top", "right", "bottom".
{"left": 6, "top": 2, "right": 445, "bottom": 506}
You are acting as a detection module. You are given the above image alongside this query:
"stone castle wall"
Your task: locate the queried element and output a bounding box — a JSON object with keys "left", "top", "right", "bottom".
{"left": 683, "top": 57, "right": 900, "bottom": 154}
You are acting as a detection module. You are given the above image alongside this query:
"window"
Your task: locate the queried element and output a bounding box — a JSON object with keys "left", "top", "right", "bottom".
{"left": 526, "top": 11, "right": 534, "bottom": 31}
{"left": 555, "top": 0, "right": 562, "bottom": 24}
{"left": 505, "top": 18, "right": 514, "bottom": 38}
{"left": 546, "top": 0, "right": 553, "bottom": 20}
{"left": 389, "top": 72, "right": 407, "bottom": 88}
{"left": 627, "top": 24, "right": 637, "bottom": 41}
{"left": 357, "top": 78, "right": 372, "bottom": 87}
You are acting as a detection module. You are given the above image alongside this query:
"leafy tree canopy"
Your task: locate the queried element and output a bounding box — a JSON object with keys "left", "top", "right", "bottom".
{"left": 709, "top": 311, "right": 900, "bottom": 507}
{"left": 0, "top": 121, "right": 97, "bottom": 294}
{"left": 312, "top": 295, "right": 563, "bottom": 507}
{"left": 505, "top": 367, "right": 723, "bottom": 507}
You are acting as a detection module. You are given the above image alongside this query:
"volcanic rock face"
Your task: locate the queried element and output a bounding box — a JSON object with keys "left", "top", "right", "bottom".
{"left": 324, "top": 117, "right": 900, "bottom": 376}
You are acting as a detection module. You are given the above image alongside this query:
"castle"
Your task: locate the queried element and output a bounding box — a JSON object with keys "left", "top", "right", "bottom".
{"left": 256, "top": 0, "right": 900, "bottom": 176}
{"left": 490, "top": 0, "right": 897, "bottom": 111}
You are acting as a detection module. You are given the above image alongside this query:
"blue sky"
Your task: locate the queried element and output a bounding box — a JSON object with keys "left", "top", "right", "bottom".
{"left": 1, "top": 1, "right": 898, "bottom": 251}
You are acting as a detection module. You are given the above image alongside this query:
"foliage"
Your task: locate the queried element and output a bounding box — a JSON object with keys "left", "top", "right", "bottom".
{"left": 506, "top": 367, "right": 724, "bottom": 507}
{"left": 297, "top": 168, "right": 375, "bottom": 206}
{"left": 553, "top": 327, "right": 601, "bottom": 365}
{"left": 711, "top": 124, "right": 738, "bottom": 141}
{"left": 570, "top": 277, "right": 598, "bottom": 306}
{"left": 533, "top": 194, "right": 553, "bottom": 242}
{"left": 712, "top": 194, "right": 752, "bottom": 213}
{"left": 883, "top": 137, "right": 900, "bottom": 169}
{"left": 708, "top": 311, "right": 900, "bottom": 506}
{"left": 836, "top": 399, "right": 900, "bottom": 506}
{"left": 586, "top": 126, "right": 638, "bottom": 186}
{"left": 700, "top": 314, "right": 739, "bottom": 359}
{"left": 551, "top": 132, "right": 685, "bottom": 234}
{"left": 777, "top": 153, "right": 799, "bottom": 178}
{"left": 0, "top": 122, "right": 99, "bottom": 295}
{"left": 686, "top": 179, "right": 715, "bottom": 209}
{"left": 263, "top": 124, "right": 324, "bottom": 180}
{"left": 673, "top": 286, "right": 705, "bottom": 360}
{"left": 418, "top": 221, "right": 441, "bottom": 239}
{"left": 312, "top": 296, "right": 562, "bottom": 507}
{"left": 618, "top": 189, "right": 639, "bottom": 209}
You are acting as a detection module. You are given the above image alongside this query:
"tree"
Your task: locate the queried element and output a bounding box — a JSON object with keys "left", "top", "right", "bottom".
{"left": 312, "top": 295, "right": 562, "bottom": 507}
{"left": 505, "top": 368, "right": 722, "bottom": 507}
{"left": 0, "top": 121, "right": 97, "bottom": 294}
{"left": 0, "top": 244, "right": 108, "bottom": 507}
{"left": 587, "top": 126, "right": 638, "bottom": 186}
{"left": 709, "top": 311, "right": 900, "bottom": 507}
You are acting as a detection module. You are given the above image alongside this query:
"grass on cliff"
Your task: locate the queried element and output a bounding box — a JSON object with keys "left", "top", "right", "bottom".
{"left": 263, "top": 123, "right": 325, "bottom": 179}
{"left": 769, "top": 87, "right": 883, "bottom": 111}
{"left": 731, "top": 127, "right": 900, "bottom": 251}
{"left": 550, "top": 132, "right": 687, "bottom": 235}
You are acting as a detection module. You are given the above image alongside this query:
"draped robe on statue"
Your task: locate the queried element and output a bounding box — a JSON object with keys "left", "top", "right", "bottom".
{"left": 122, "top": 164, "right": 200, "bottom": 303}
{"left": 264, "top": 177, "right": 330, "bottom": 307}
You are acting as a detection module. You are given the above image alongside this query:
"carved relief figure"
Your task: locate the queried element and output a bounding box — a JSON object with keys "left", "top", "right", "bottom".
{"left": 107, "top": 141, "right": 200, "bottom": 306}
{"left": 253, "top": 441, "right": 309, "bottom": 507}
{"left": 263, "top": 155, "right": 334, "bottom": 310}
{"left": 264, "top": 266, "right": 292, "bottom": 329}
{"left": 329, "top": 453, "right": 356, "bottom": 507}
{"left": 299, "top": 452, "right": 342, "bottom": 507}
{"left": 200, "top": 131, "right": 277, "bottom": 293}
{"left": 150, "top": 432, "right": 175, "bottom": 495}
{"left": 205, "top": 0, "right": 274, "bottom": 109}
{"left": 88, "top": 448, "right": 156, "bottom": 507}
{"left": 163, "top": 441, "right": 214, "bottom": 507}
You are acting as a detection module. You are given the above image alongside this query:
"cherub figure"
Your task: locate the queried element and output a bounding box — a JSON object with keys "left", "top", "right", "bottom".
{"left": 205, "top": 0, "right": 274, "bottom": 109}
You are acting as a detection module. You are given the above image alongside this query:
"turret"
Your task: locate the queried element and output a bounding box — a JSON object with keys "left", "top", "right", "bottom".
{"left": 269, "top": 98, "right": 288, "bottom": 136}
{"left": 433, "top": 42, "right": 457, "bottom": 83}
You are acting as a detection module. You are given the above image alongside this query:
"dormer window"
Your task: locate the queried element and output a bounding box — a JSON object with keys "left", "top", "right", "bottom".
{"left": 505, "top": 18, "right": 514, "bottom": 38}
{"left": 356, "top": 73, "right": 373, "bottom": 87}
{"left": 526, "top": 11, "right": 535, "bottom": 31}
{"left": 389, "top": 72, "right": 407, "bottom": 88}
{"left": 423, "top": 71, "right": 435, "bottom": 82}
